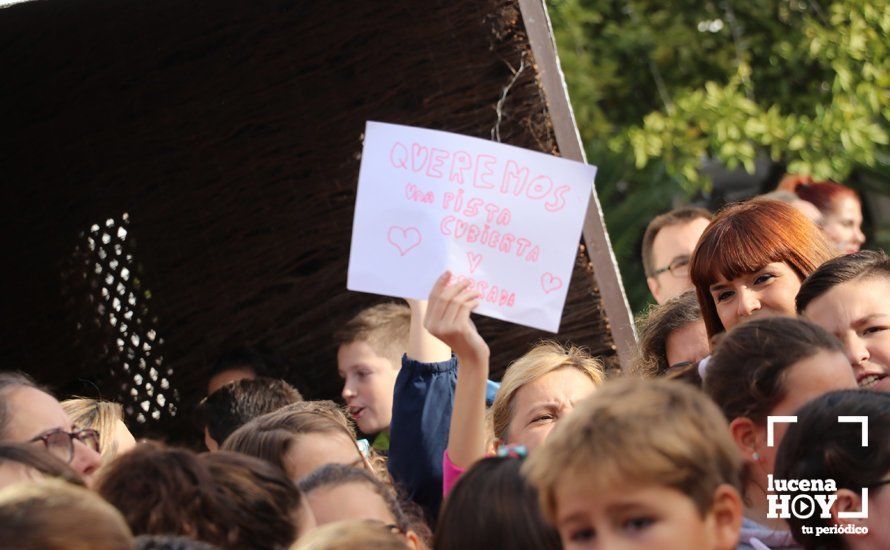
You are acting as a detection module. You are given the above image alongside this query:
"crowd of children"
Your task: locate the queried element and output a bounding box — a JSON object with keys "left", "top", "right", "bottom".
{"left": 0, "top": 177, "right": 887, "bottom": 550}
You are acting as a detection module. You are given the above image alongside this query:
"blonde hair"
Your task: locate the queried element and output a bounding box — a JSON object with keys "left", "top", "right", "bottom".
{"left": 523, "top": 378, "right": 741, "bottom": 523}
{"left": 292, "top": 520, "right": 407, "bottom": 550}
{"left": 61, "top": 398, "right": 127, "bottom": 463}
{"left": 334, "top": 303, "right": 411, "bottom": 367}
{"left": 0, "top": 478, "right": 133, "bottom": 549}
{"left": 491, "top": 341, "right": 605, "bottom": 443}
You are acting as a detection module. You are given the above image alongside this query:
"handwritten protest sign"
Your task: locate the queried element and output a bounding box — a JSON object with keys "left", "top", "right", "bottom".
{"left": 347, "top": 122, "right": 597, "bottom": 332}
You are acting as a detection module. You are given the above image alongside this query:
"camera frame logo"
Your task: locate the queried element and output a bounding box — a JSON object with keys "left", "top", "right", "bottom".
{"left": 765, "top": 415, "right": 870, "bottom": 537}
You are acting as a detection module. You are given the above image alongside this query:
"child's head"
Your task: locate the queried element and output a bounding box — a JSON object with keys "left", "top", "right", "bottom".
{"left": 0, "top": 478, "right": 133, "bottom": 550}
{"left": 491, "top": 341, "right": 604, "bottom": 451}
{"left": 335, "top": 303, "right": 411, "bottom": 435}
{"left": 206, "top": 347, "right": 275, "bottom": 396}
{"left": 298, "top": 464, "right": 428, "bottom": 548}
{"left": 61, "top": 398, "right": 136, "bottom": 463}
{"left": 797, "top": 249, "right": 890, "bottom": 392}
{"left": 293, "top": 520, "right": 411, "bottom": 550}
{"left": 774, "top": 390, "right": 890, "bottom": 550}
{"left": 95, "top": 441, "right": 231, "bottom": 545}
{"left": 201, "top": 451, "right": 312, "bottom": 548}
{"left": 633, "top": 290, "right": 708, "bottom": 377}
{"left": 690, "top": 199, "right": 833, "bottom": 339}
{"left": 196, "top": 377, "right": 303, "bottom": 451}
{"left": 435, "top": 455, "right": 560, "bottom": 550}
{"left": 523, "top": 378, "right": 743, "bottom": 550}
{"left": 704, "top": 317, "right": 857, "bottom": 493}
{"left": 222, "top": 407, "right": 369, "bottom": 481}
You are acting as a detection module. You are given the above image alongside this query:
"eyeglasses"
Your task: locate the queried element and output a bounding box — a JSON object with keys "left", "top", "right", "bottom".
{"left": 29, "top": 428, "right": 100, "bottom": 463}
{"left": 652, "top": 255, "right": 691, "bottom": 278}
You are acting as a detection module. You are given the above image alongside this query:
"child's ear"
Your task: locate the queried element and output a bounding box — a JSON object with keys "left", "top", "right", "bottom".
{"left": 830, "top": 488, "right": 867, "bottom": 533}
{"left": 404, "top": 529, "right": 422, "bottom": 550}
{"left": 709, "top": 484, "right": 744, "bottom": 550}
{"left": 203, "top": 427, "right": 219, "bottom": 452}
{"left": 728, "top": 417, "right": 758, "bottom": 460}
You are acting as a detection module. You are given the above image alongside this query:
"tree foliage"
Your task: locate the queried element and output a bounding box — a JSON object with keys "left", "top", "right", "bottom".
{"left": 548, "top": 0, "right": 889, "bottom": 311}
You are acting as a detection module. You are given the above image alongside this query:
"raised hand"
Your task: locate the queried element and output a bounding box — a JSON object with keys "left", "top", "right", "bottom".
{"left": 424, "top": 271, "right": 489, "bottom": 364}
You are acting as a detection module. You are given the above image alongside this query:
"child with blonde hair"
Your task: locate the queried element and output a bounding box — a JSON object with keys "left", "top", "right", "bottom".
{"left": 523, "top": 378, "right": 744, "bottom": 550}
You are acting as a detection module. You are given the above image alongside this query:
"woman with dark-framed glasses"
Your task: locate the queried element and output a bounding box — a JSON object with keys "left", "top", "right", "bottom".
{"left": 0, "top": 372, "right": 102, "bottom": 485}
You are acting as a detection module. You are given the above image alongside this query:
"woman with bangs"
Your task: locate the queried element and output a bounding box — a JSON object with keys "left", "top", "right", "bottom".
{"left": 690, "top": 199, "right": 834, "bottom": 343}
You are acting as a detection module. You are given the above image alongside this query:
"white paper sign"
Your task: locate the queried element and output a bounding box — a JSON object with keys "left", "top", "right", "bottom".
{"left": 347, "top": 121, "right": 596, "bottom": 332}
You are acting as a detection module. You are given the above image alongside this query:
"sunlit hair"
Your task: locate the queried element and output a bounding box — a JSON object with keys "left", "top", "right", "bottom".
{"left": 61, "top": 398, "right": 127, "bottom": 463}
{"left": 690, "top": 199, "right": 833, "bottom": 337}
{"left": 796, "top": 249, "right": 890, "bottom": 314}
{"left": 0, "top": 478, "right": 133, "bottom": 550}
{"left": 523, "top": 378, "right": 741, "bottom": 523}
{"left": 491, "top": 341, "right": 605, "bottom": 444}
{"left": 632, "top": 290, "right": 702, "bottom": 377}
{"left": 221, "top": 406, "right": 373, "bottom": 480}
{"left": 334, "top": 302, "right": 411, "bottom": 367}
{"left": 293, "top": 520, "right": 407, "bottom": 550}
{"left": 778, "top": 174, "right": 859, "bottom": 214}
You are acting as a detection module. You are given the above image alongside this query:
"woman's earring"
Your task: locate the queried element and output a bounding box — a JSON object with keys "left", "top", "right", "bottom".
{"left": 752, "top": 452, "right": 761, "bottom": 462}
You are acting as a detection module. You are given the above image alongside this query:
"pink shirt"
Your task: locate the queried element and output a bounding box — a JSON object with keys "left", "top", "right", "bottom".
{"left": 442, "top": 450, "right": 466, "bottom": 496}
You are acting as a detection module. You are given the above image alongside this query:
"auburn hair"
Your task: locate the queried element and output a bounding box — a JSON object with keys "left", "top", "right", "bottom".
{"left": 690, "top": 199, "right": 833, "bottom": 338}
{"left": 778, "top": 174, "right": 859, "bottom": 214}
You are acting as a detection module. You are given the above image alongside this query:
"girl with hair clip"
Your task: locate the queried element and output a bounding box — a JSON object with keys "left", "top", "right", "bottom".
{"left": 778, "top": 174, "right": 866, "bottom": 254}
{"left": 434, "top": 453, "right": 560, "bottom": 550}
{"left": 703, "top": 317, "right": 858, "bottom": 549}
{"left": 774, "top": 390, "right": 890, "bottom": 550}
{"left": 690, "top": 199, "right": 834, "bottom": 343}
{"left": 423, "top": 271, "right": 605, "bottom": 495}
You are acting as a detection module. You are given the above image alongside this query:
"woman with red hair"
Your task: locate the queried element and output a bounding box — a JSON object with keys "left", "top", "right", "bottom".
{"left": 779, "top": 174, "right": 866, "bottom": 254}
{"left": 690, "top": 199, "right": 834, "bottom": 340}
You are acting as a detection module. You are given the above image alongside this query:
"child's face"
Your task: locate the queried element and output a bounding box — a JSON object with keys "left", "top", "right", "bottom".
{"left": 506, "top": 368, "right": 596, "bottom": 452}
{"left": 338, "top": 340, "right": 399, "bottom": 435}
{"left": 553, "top": 480, "right": 740, "bottom": 550}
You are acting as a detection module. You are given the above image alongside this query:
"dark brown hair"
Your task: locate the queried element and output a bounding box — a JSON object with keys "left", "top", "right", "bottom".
{"left": 0, "top": 478, "right": 133, "bottom": 550}
{"left": 201, "top": 451, "right": 305, "bottom": 549}
{"left": 796, "top": 249, "right": 890, "bottom": 314}
{"left": 95, "top": 441, "right": 231, "bottom": 546}
{"left": 196, "top": 377, "right": 303, "bottom": 446}
{"left": 435, "top": 456, "right": 560, "bottom": 550}
{"left": 703, "top": 317, "right": 845, "bottom": 426}
{"left": 775, "top": 390, "right": 890, "bottom": 550}
{"left": 690, "top": 199, "right": 833, "bottom": 338}
{"left": 298, "top": 464, "right": 430, "bottom": 544}
{"left": 641, "top": 206, "right": 713, "bottom": 276}
{"left": 0, "top": 442, "right": 85, "bottom": 487}
{"left": 633, "top": 290, "right": 703, "bottom": 377}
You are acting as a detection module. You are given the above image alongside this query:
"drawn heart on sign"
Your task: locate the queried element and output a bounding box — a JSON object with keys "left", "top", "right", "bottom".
{"left": 467, "top": 252, "right": 483, "bottom": 273}
{"left": 540, "top": 272, "right": 563, "bottom": 294}
{"left": 387, "top": 226, "right": 422, "bottom": 256}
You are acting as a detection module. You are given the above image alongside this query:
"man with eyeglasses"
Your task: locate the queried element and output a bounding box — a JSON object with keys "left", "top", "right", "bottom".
{"left": 642, "top": 206, "right": 713, "bottom": 304}
{"left": 0, "top": 372, "right": 102, "bottom": 484}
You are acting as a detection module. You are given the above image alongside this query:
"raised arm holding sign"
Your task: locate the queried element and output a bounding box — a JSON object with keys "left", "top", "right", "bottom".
{"left": 347, "top": 121, "right": 597, "bottom": 332}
